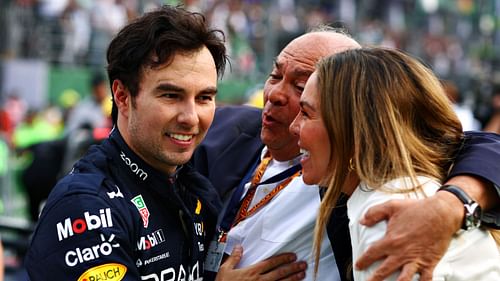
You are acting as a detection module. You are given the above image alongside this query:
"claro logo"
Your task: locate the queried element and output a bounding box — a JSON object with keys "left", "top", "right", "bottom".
{"left": 57, "top": 208, "right": 113, "bottom": 241}
{"left": 66, "top": 234, "right": 120, "bottom": 267}
{"left": 120, "top": 151, "right": 148, "bottom": 181}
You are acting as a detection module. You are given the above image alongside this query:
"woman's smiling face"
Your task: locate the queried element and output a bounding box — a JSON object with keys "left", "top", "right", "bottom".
{"left": 290, "top": 71, "right": 331, "bottom": 185}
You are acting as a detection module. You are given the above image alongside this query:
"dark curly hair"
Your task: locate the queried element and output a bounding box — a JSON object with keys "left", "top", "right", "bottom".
{"left": 106, "top": 5, "right": 228, "bottom": 123}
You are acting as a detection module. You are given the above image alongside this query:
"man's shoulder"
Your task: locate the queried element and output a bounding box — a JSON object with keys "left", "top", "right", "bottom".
{"left": 34, "top": 167, "right": 133, "bottom": 234}
{"left": 195, "top": 104, "right": 263, "bottom": 163}
{"left": 215, "top": 104, "right": 262, "bottom": 117}
{"left": 39, "top": 174, "right": 102, "bottom": 218}
{"left": 202, "top": 105, "right": 263, "bottom": 150}
{"left": 212, "top": 105, "right": 262, "bottom": 136}
{"left": 26, "top": 172, "right": 134, "bottom": 277}
{"left": 52, "top": 163, "right": 108, "bottom": 194}
{"left": 192, "top": 105, "right": 264, "bottom": 196}
{"left": 43, "top": 151, "right": 122, "bottom": 213}
{"left": 464, "top": 131, "right": 500, "bottom": 143}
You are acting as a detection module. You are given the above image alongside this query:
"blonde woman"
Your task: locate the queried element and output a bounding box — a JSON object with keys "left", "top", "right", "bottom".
{"left": 290, "top": 47, "right": 500, "bottom": 280}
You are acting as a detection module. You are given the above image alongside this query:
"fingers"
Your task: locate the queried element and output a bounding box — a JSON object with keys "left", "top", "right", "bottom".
{"left": 359, "top": 198, "right": 447, "bottom": 281}
{"left": 355, "top": 242, "right": 389, "bottom": 270}
{"left": 220, "top": 245, "right": 243, "bottom": 270}
{"left": 395, "top": 263, "right": 418, "bottom": 281}
{"left": 360, "top": 200, "right": 398, "bottom": 226}
{"left": 260, "top": 258, "right": 307, "bottom": 281}
{"left": 277, "top": 271, "right": 306, "bottom": 281}
{"left": 255, "top": 252, "right": 297, "bottom": 273}
{"left": 418, "top": 268, "right": 434, "bottom": 281}
{"left": 365, "top": 256, "right": 405, "bottom": 281}
{"left": 254, "top": 253, "right": 306, "bottom": 281}
{"left": 218, "top": 249, "right": 306, "bottom": 281}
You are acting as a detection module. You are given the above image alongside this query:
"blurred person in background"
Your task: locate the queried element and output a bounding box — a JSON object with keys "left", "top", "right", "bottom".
{"left": 14, "top": 106, "right": 65, "bottom": 221}
{"left": 442, "top": 80, "right": 481, "bottom": 131}
{"left": 12, "top": 107, "right": 61, "bottom": 149}
{"left": 2, "top": 94, "right": 27, "bottom": 136}
{"left": 60, "top": 71, "right": 113, "bottom": 176}
{"left": 87, "top": 0, "right": 128, "bottom": 67}
{"left": 207, "top": 0, "right": 257, "bottom": 78}
{"left": 0, "top": 104, "right": 14, "bottom": 147}
{"left": 3, "top": 0, "right": 38, "bottom": 58}
{"left": 65, "top": 71, "right": 112, "bottom": 134}
{"left": 58, "top": 0, "right": 91, "bottom": 65}
{"left": 484, "top": 85, "right": 500, "bottom": 134}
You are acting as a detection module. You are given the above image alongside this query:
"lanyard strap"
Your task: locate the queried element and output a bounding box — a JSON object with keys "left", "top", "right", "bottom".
{"left": 231, "top": 161, "right": 302, "bottom": 228}
{"left": 218, "top": 155, "right": 261, "bottom": 231}
{"left": 218, "top": 156, "right": 302, "bottom": 243}
{"left": 250, "top": 156, "right": 272, "bottom": 186}
{"left": 219, "top": 156, "right": 272, "bottom": 233}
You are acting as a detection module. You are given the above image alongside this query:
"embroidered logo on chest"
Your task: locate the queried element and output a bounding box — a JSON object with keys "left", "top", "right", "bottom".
{"left": 131, "top": 195, "right": 150, "bottom": 228}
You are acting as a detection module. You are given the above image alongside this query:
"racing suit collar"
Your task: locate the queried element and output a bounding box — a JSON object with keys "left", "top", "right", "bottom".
{"left": 107, "top": 127, "right": 181, "bottom": 184}
{"left": 104, "top": 127, "right": 221, "bottom": 217}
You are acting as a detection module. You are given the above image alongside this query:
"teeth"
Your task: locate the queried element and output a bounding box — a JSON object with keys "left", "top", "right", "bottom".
{"left": 300, "top": 148, "right": 310, "bottom": 156}
{"left": 170, "top": 133, "right": 192, "bottom": 141}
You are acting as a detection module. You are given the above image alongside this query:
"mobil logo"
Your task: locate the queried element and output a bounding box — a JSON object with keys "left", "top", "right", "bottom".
{"left": 137, "top": 229, "right": 166, "bottom": 251}
{"left": 57, "top": 208, "right": 113, "bottom": 241}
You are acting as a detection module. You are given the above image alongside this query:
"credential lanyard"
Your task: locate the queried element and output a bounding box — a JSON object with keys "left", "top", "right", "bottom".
{"left": 218, "top": 155, "right": 261, "bottom": 232}
{"left": 219, "top": 158, "right": 302, "bottom": 241}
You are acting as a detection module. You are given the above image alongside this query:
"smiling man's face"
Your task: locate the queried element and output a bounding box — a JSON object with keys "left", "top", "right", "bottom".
{"left": 117, "top": 47, "right": 218, "bottom": 174}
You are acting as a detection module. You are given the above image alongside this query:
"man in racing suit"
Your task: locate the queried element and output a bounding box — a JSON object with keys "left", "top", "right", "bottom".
{"left": 25, "top": 6, "right": 226, "bottom": 280}
{"left": 26, "top": 128, "right": 220, "bottom": 280}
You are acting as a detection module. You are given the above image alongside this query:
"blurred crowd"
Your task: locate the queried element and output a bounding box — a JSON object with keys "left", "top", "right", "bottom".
{"left": 1, "top": 0, "right": 499, "bottom": 116}
{"left": 0, "top": 0, "right": 499, "bottom": 279}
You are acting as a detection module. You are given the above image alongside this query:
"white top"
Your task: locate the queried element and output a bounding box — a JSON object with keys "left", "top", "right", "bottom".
{"left": 224, "top": 148, "right": 340, "bottom": 281}
{"left": 348, "top": 177, "right": 500, "bottom": 281}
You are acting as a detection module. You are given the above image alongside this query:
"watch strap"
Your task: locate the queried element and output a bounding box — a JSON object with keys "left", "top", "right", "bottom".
{"left": 439, "top": 184, "right": 474, "bottom": 205}
{"left": 438, "top": 184, "right": 481, "bottom": 230}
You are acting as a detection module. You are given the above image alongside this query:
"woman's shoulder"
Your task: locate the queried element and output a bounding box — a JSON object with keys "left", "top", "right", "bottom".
{"left": 348, "top": 176, "right": 440, "bottom": 220}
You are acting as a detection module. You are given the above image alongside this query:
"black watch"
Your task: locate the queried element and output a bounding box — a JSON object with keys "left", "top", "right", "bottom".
{"left": 438, "top": 184, "right": 482, "bottom": 230}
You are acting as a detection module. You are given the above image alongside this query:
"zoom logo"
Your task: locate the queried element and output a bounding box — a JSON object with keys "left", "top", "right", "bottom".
{"left": 120, "top": 151, "right": 148, "bottom": 181}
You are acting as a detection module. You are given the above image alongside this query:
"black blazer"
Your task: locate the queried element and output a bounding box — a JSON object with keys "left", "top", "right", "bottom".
{"left": 191, "top": 105, "right": 264, "bottom": 201}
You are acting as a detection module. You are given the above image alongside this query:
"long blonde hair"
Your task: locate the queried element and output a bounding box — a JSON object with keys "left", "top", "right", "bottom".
{"left": 312, "top": 47, "right": 466, "bottom": 277}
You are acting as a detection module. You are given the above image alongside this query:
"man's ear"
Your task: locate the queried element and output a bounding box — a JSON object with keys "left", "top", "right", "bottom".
{"left": 112, "top": 79, "right": 130, "bottom": 118}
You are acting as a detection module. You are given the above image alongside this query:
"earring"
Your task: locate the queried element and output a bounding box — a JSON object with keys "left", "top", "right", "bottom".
{"left": 349, "top": 158, "right": 355, "bottom": 172}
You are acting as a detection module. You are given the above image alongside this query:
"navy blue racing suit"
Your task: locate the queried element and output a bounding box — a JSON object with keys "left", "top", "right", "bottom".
{"left": 25, "top": 128, "right": 221, "bottom": 280}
